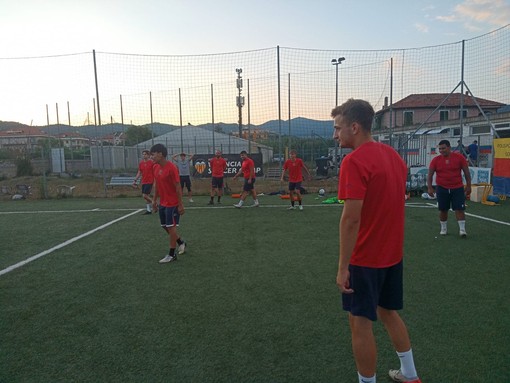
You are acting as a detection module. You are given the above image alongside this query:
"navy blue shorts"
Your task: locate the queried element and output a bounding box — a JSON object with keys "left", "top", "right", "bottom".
{"left": 141, "top": 184, "right": 153, "bottom": 195}
{"left": 180, "top": 176, "right": 191, "bottom": 192}
{"left": 288, "top": 182, "right": 302, "bottom": 191}
{"left": 342, "top": 261, "right": 403, "bottom": 321}
{"left": 158, "top": 206, "right": 180, "bottom": 228}
{"left": 243, "top": 178, "right": 255, "bottom": 192}
{"left": 211, "top": 177, "right": 224, "bottom": 189}
{"left": 436, "top": 185, "right": 465, "bottom": 211}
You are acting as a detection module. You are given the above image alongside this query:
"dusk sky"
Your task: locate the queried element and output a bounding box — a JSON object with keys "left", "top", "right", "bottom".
{"left": 1, "top": 0, "right": 509, "bottom": 126}
{"left": 2, "top": 0, "right": 509, "bottom": 55}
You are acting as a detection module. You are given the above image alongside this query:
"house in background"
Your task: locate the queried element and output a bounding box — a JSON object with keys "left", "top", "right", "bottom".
{"left": 375, "top": 93, "right": 505, "bottom": 130}
{"left": 56, "top": 132, "right": 90, "bottom": 149}
{"left": 0, "top": 127, "right": 48, "bottom": 151}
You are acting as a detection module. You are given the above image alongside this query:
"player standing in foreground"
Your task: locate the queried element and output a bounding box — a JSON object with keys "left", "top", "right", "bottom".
{"left": 133, "top": 149, "right": 155, "bottom": 215}
{"left": 333, "top": 99, "right": 421, "bottom": 383}
{"left": 232, "top": 150, "right": 259, "bottom": 208}
{"left": 280, "top": 149, "right": 312, "bottom": 210}
{"left": 208, "top": 150, "right": 227, "bottom": 205}
{"left": 150, "top": 144, "right": 186, "bottom": 263}
{"left": 427, "top": 139, "right": 471, "bottom": 238}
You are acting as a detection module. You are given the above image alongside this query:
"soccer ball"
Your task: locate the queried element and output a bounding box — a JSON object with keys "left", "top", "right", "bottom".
{"left": 318, "top": 188, "right": 325, "bottom": 196}
{"left": 421, "top": 192, "right": 436, "bottom": 200}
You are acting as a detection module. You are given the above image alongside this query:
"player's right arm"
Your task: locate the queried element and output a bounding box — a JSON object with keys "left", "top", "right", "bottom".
{"left": 152, "top": 182, "right": 159, "bottom": 212}
{"left": 337, "top": 198, "right": 363, "bottom": 294}
{"left": 134, "top": 167, "right": 142, "bottom": 186}
{"left": 427, "top": 166, "right": 435, "bottom": 195}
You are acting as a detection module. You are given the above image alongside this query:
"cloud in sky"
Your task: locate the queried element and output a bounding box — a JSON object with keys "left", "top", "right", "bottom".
{"left": 436, "top": 0, "right": 510, "bottom": 29}
{"left": 415, "top": 23, "right": 430, "bottom": 33}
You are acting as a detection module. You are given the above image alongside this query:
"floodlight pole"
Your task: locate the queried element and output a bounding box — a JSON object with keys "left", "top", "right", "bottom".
{"left": 236, "top": 68, "right": 244, "bottom": 139}
{"left": 331, "top": 57, "right": 345, "bottom": 175}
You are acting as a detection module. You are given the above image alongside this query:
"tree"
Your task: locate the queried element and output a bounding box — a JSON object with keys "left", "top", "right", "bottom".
{"left": 125, "top": 125, "right": 152, "bottom": 146}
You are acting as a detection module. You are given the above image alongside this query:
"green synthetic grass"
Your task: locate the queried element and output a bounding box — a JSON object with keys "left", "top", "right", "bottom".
{"left": 0, "top": 196, "right": 509, "bottom": 382}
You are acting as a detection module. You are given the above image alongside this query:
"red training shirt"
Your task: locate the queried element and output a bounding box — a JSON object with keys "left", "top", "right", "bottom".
{"left": 209, "top": 157, "right": 227, "bottom": 177}
{"left": 283, "top": 158, "right": 305, "bottom": 183}
{"left": 241, "top": 157, "right": 255, "bottom": 179}
{"left": 338, "top": 141, "right": 407, "bottom": 268}
{"left": 153, "top": 161, "right": 180, "bottom": 207}
{"left": 429, "top": 152, "right": 467, "bottom": 189}
{"left": 139, "top": 159, "right": 155, "bottom": 185}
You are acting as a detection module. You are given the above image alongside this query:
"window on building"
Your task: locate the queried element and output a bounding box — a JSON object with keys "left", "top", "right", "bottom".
{"left": 439, "top": 110, "right": 449, "bottom": 121}
{"left": 458, "top": 109, "right": 468, "bottom": 118}
{"left": 471, "top": 125, "right": 491, "bottom": 135}
{"left": 403, "top": 111, "right": 413, "bottom": 126}
{"left": 374, "top": 115, "right": 382, "bottom": 130}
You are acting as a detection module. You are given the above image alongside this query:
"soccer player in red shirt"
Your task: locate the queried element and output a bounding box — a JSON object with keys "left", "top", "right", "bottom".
{"left": 232, "top": 151, "right": 259, "bottom": 208}
{"left": 333, "top": 99, "right": 421, "bottom": 383}
{"left": 150, "top": 144, "right": 186, "bottom": 263}
{"left": 280, "top": 149, "right": 311, "bottom": 210}
{"left": 208, "top": 150, "right": 227, "bottom": 205}
{"left": 427, "top": 139, "right": 471, "bottom": 237}
{"left": 133, "top": 150, "right": 155, "bottom": 215}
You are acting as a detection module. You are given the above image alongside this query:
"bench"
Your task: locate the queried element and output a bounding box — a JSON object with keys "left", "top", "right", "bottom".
{"left": 107, "top": 176, "right": 139, "bottom": 188}
{"left": 57, "top": 185, "right": 76, "bottom": 198}
{"left": 265, "top": 168, "right": 282, "bottom": 179}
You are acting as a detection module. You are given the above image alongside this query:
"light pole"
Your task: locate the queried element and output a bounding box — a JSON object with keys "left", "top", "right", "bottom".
{"left": 236, "top": 68, "right": 244, "bottom": 139}
{"left": 331, "top": 57, "right": 345, "bottom": 174}
{"left": 331, "top": 57, "right": 345, "bottom": 106}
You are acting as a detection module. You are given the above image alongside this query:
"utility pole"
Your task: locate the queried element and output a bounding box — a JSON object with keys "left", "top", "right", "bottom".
{"left": 331, "top": 57, "right": 345, "bottom": 174}
{"left": 236, "top": 68, "right": 244, "bottom": 138}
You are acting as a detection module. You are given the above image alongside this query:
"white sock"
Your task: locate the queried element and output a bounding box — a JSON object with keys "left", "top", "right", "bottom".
{"left": 458, "top": 220, "right": 466, "bottom": 231}
{"left": 358, "top": 372, "right": 376, "bottom": 383}
{"left": 397, "top": 349, "right": 418, "bottom": 379}
{"left": 146, "top": 204, "right": 151, "bottom": 212}
{"left": 254, "top": 199, "right": 259, "bottom": 204}
{"left": 440, "top": 221, "right": 447, "bottom": 231}
{"left": 238, "top": 200, "right": 244, "bottom": 206}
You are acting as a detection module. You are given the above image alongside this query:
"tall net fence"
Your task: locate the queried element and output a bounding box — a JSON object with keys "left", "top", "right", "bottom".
{"left": 1, "top": 25, "right": 509, "bottom": 168}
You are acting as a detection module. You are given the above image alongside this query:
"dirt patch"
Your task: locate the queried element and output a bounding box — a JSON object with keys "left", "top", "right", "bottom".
{"left": 0, "top": 175, "right": 338, "bottom": 200}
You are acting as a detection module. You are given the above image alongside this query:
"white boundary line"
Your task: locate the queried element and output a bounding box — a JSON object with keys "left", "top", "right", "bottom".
{"left": 426, "top": 202, "right": 510, "bottom": 226}
{"left": 0, "top": 209, "right": 143, "bottom": 277}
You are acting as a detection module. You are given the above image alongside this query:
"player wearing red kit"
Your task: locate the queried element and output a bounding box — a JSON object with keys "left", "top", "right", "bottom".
{"left": 208, "top": 150, "right": 227, "bottom": 205}
{"left": 232, "top": 151, "right": 259, "bottom": 208}
{"left": 333, "top": 99, "right": 421, "bottom": 383}
{"left": 427, "top": 139, "right": 471, "bottom": 237}
{"left": 150, "top": 144, "right": 186, "bottom": 264}
{"left": 280, "top": 149, "right": 311, "bottom": 210}
{"left": 133, "top": 150, "right": 155, "bottom": 214}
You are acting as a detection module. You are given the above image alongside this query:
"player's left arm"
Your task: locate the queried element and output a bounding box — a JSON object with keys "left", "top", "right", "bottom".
{"left": 462, "top": 163, "right": 471, "bottom": 196}
{"left": 248, "top": 163, "right": 255, "bottom": 183}
{"left": 302, "top": 162, "right": 312, "bottom": 180}
{"left": 175, "top": 180, "right": 185, "bottom": 215}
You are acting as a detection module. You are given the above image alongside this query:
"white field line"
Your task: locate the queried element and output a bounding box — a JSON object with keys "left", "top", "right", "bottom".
{"left": 0, "top": 208, "right": 140, "bottom": 215}
{"left": 425, "top": 202, "right": 510, "bottom": 226}
{"left": 0, "top": 209, "right": 143, "bottom": 277}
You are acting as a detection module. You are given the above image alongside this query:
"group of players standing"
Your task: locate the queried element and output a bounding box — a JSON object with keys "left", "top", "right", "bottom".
{"left": 132, "top": 146, "right": 312, "bottom": 264}
{"left": 130, "top": 97, "right": 478, "bottom": 382}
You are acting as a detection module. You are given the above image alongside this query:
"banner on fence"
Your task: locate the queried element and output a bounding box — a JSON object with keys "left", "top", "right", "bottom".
{"left": 493, "top": 138, "right": 510, "bottom": 196}
{"left": 409, "top": 166, "right": 491, "bottom": 186}
{"left": 190, "top": 153, "right": 263, "bottom": 178}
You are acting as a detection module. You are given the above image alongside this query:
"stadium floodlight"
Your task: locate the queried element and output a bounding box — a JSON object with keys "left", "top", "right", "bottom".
{"left": 331, "top": 57, "right": 345, "bottom": 107}
{"left": 236, "top": 68, "right": 243, "bottom": 137}
{"left": 331, "top": 57, "right": 345, "bottom": 175}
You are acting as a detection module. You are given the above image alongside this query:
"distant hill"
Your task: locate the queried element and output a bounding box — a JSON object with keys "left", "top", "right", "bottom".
{"left": 0, "top": 117, "right": 332, "bottom": 138}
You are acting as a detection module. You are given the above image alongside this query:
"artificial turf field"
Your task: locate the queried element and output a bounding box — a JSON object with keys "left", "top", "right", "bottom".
{"left": 1, "top": 195, "right": 509, "bottom": 382}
